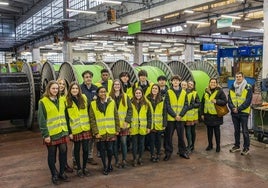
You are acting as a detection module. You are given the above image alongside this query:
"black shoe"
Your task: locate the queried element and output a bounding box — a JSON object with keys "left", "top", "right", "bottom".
{"left": 163, "top": 154, "right": 171, "bottom": 161}
{"left": 216, "top": 146, "right": 221, "bottom": 153}
{"left": 108, "top": 165, "right": 113, "bottom": 172}
{"left": 65, "top": 164, "right": 73, "bottom": 173}
{"left": 52, "top": 175, "right": 60, "bottom": 185}
{"left": 138, "top": 158, "right": 143, "bottom": 165}
{"left": 206, "top": 146, "right": 213, "bottom": 151}
{"left": 103, "top": 169, "right": 109, "bottom": 175}
{"left": 58, "top": 173, "right": 69, "bottom": 182}
{"left": 179, "top": 153, "right": 190, "bottom": 159}
{"left": 77, "top": 169, "right": 84, "bottom": 178}
{"left": 83, "top": 168, "right": 91, "bottom": 177}
{"left": 121, "top": 160, "right": 127, "bottom": 168}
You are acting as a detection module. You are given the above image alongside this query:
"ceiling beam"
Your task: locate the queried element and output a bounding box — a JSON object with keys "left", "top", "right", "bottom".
{"left": 0, "top": 6, "right": 21, "bottom": 13}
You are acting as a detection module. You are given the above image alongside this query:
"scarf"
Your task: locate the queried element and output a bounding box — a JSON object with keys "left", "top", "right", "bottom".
{"left": 234, "top": 79, "right": 247, "bottom": 96}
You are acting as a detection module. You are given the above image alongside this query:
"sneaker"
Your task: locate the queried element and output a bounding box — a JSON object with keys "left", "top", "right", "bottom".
{"left": 121, "top": 160, "right": 127, "bottom": 168}
{"left": 138, "top": 158, "right": 143, "bottom": 165}
{"left": 87, "top": 158, "right": 98, "bottom": 165}
{"left": 132, "top": 159, "right": 137, "bottom": 167}
{"left": 229, "top": 146, "right": 240, "bottom": 153}
{"left": 51, "top": 175, "right": 60, "bottom": 185}
{"left": 58, "top": 173, "right": 69, "bottom": 182}
{"left": 77, "top": 169, "right": 84, "bottom": 178}
{"left": 83, "top": 168, "right": 91, "bottom": 177}
{"left": 241, "top": 148, "right": 249, "bottom": 156}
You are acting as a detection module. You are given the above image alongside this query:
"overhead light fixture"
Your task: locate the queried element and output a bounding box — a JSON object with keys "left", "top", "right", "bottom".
{"left": 230, "top": 25, "right": 241, "bottom": 29}
{"left": 66, "top": 8, "right": 97, "bottom": 14}
{"left": 0, "top": 2, "right": 9, "bottom": 5}
{"left": 184, "top": 10, "right": 194, "bottom": 14}
{"left": 221, "top": 15, "right": 241, "bottom": 19}
{"left": 186, "top": 20, "right": 208, "bottom": 24}
{"left": 102, "top": 0, "right": 122, "bottom": 4}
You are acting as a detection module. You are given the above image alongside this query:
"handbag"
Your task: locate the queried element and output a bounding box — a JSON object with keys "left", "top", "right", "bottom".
{"left": 214, "top": 104, "right": 229, "bottom": 117}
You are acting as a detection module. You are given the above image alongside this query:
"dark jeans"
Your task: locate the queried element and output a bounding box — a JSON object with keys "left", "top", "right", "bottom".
{"left": 149, "top": 131, "right": 162, "bottom": 156}
{"left": 207, "top": 125, "right": 220, "bottom": 147}
{"left": 47, "top": 143, "right": 67, "bottom": 177}
{"left": 99, "top": 141, "right": 114, "bottom": 170}
{"left": 231, "top": 114, "right": 250, "bottom": 149}
{"left": 112, "top": 136, "right": 121, "bottom": 164}
{"left": 131, "top": 134, "right": 145, "bottom": 160}
{"left": 164, "top": 121, "right": 186, "bottom": 155}
{"left": 74, "top": 139, "right": 89, "bottom": 170}
{"left": 185, "top": 124, "right": 196, "bottom": 148}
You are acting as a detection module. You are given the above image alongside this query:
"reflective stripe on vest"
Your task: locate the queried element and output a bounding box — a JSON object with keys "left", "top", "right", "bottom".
{"left": 134, "top": 82, "right": 153, "bottom": 97}
{"left": 167, "top": 89, "right": 187, "bottom": 121}
{"left": 204, "top": 91, "right": 218, "bottom": 115}
{"left": 41, "top": 97, "right": 68, "bottom": 136}
{"left": 130, "top": 104, "right": 148, "bottom": 135}
{"left": 186, "top": 91, "right": 199, "bottom": 121}
{"left": 229, "top": 88, "right": 250, "bottom": 114}
{"left": 91, "top": 100, "right": 116, "bottom": 135}
{"left": 149, "top": 100, "right": 164, "bottom": 130}
{"left": 118, "top": 93, "right": 130, "bottom": 128}
{"left": 66, "top": 95, "right": 90, "bottom": 135}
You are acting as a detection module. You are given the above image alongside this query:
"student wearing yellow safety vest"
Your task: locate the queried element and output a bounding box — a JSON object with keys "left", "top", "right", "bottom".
{"left": 38, "top": 80, "right": 70, "bottom": 185}
{"left": 95, "top": 68, "right": 113, "bottom": 95}
{"left": 157, "top": 75, "right": 169, "bottom": 97}
{"left": 147, "top": 84, "right": 166, "bottom": 162}
{"left": 228, "top": 72, "right": 253, "bottom": 156}
{"left": 130, "top": 87, "right": 152, "bottom": 167}
{"left": 65, "top": 82, "right": 92, "bottom": 178}
{"left": 56, "top": 78, "right": 73, "bottom": 173}
{"left": 89, "top": 86, "right": 120, "bottom": 175}
{"left": 185, "top": 81, "right": 200, "bottom": 153}
{"left": 164, "top": 75, "right": 189, "bottom": 161}
{"left": 109, "top": 79, "right": 133, "bottom": 168}
{"left": 119, "top": 71, "right": 134, "bottom": 99}
{"left": 201, "top": 78, "right": 227, "bottom": 153}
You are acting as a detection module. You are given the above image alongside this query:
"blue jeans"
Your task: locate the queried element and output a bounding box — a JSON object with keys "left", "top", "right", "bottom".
{"left": 131, "top": 134, "right": 145, "bottom": 160}
{"left": 120, "top": 135, "right": 128, "bottom": 161}
{"left": 231, "top": 114, "right": 250, "bottom": 149}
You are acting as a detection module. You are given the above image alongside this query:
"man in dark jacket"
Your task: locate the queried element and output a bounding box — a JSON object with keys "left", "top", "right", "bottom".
{"left": 228, "top": 72, "right": 252, "bottom": 156}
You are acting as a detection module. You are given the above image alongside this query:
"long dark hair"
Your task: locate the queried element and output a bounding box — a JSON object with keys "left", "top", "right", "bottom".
{"left": 109, "top": 79, "right": 126, "bottom": 106}
{"left": 148, "top": 84, "right": 162, "bottom": 103}
{"left": 66, "top": 82, "right": 86, "bottom": 109}
{"left": 131, "top": 87, "right": 148, "bottom": 107}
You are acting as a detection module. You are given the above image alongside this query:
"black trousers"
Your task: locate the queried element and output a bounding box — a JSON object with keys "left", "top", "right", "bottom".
{"left": 47, "top": 143, "right": 67, "bottom": 177}
{"left": 164, "top": 121, "right": 186, "bottom": 155}
{"left": 99, "top": 141, "right": 114, "bottom": 170}
{"left": 206, "top": 125, "right": 220, "bottom": 147}
{"left": 74, "top": 139, "right": 89, "bottom": 170}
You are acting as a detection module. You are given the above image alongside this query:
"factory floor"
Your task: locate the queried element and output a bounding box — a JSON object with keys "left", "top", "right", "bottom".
{"left": 0, "top": 114, "right": 268, "bottom": 188}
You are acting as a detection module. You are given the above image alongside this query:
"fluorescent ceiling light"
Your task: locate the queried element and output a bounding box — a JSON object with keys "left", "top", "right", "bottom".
{"left": 184, "top": 10, "right": 194, "bottom": 14}
{"left": 230, "top": 25, "right": 241, "bottom": 28}
{"left": 0, "top": 2, "right": 9, "bottom": 5}
{"left": 221, "top": 15, "right": 241, "bottom": 19}
{"left": 186, "top": 20, "right": 208, "bottom": 24}
{"left": 66, "top": 8, "right": 96, "bottom": 14}
{"left": 103, "top": 0, "right": 122, "bottom": 4}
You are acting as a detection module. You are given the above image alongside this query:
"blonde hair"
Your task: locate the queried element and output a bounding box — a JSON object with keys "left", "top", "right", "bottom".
{"left": 57, "top": 78, "right": 67, "bottom": 96}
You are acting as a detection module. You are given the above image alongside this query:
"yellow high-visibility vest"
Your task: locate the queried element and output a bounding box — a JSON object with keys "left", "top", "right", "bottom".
{"left": 149, "top": 100, "right": 164, "bottom": 130}
{"left": 95, "top": 80, "right": 113, "bottom": 96}
{"left": 204, "top": 91, "right": 218, "bottom": 115}
{"left": 41, "top": 97, "right": 68, "bottom": 136}
{"left": 186, "top": 91, "right": 198, "bottom": 121}
{"left": 130, "top": 104, "right": 148, "bottom": 135}
{"left": 229, "top": 87, "right": 250, "bottom": 114}
{"left": 91, "top": 100, "right": 116, "bottom": 135}
{"left": 66, "top": 95, "right": 90, "bottom": 135}
{"left": 117, "top": 93, "right": 131, "bottom": 128}
{"left": 167, "top": 89, "right": 187, "bottom": 121}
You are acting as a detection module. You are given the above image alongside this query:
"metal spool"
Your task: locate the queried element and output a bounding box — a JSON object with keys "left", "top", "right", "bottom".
{"left": 167, "top": 61, "right": 193, "bottom": 81}
{"left": 135, "top": 66, "right": 166, "bottom": 84}
{"left": 58, "top": 62, "right": 113, "bottom": 85}
{"left": 0, "top": 63, "right": 35, "bottom": 129}
{"left": 40, "top": 62, "right": 57, "bottom": 95}
{"left": 255, "top": 67, "right": 262, "bottom": 93}
{"left": 110, "top": 60, "right": 138, "bottom": 84}
{"left": 187, "top": 61, "right": 219, "bottom": 82}
{"left": 141, "top": 60, "right": 174, "bottom": 82}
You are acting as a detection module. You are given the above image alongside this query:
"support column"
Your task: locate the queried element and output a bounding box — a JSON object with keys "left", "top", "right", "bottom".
{"left": 184, "top": 39, "right": 195, "bottom": 63}
{"left": 134, "top": 36, "right": 143, "bottom": 65}
{"left": 63, "top": 42, "right": 73, "bottom": 63}
{"left": 263, "top": 0, "right": 268, "bottom": 78}
{"left": 32, "top": 48, "right": 40, "bottom": 62}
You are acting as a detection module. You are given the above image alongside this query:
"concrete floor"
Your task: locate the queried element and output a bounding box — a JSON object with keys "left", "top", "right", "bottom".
{"left": 0, "top": 113, "right": 268, "bottom": 188}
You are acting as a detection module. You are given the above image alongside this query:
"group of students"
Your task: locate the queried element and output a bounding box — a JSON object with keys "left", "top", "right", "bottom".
{"left": 38, "top": 68, "right": 252, "bottom": 185}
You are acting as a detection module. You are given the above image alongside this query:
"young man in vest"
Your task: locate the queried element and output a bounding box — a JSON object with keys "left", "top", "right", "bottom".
{"left": 80, "top": 70, "right": 98, "bottom": 165}
{"left": 164, "top": 75, "right": 189, "bottom": 160}
{"left": 228, "top": 72, "right": 253, "bottom": 155}
{"left": 95, "top": 68, "right": 113, "bottom": 95}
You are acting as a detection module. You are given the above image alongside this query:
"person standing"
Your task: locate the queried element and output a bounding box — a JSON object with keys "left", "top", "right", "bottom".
{"left": 89, "top": 86, "right": 120, "bottom": 175}
{"left": 228, "top": 72, "right": 253, "bottom": 155}
{"left": 201, "top": 78, "right": 227, "bottom": 153}
{"left": 65, "top": 82, "right": 92, "bottom": 177}
{"left": 157, "top": 75, "right": 169, "bottom": 97}
{"left": 95, "top": 68, "right": 113, "bottom": 95}
{"left": 80, "top": 70, "right": 98, "bottom": 166}
{"left": 185, "top": 81, "right": 200, "bottom": 152}
{"left": 164, "top": 75, "right": 189, "bottom": 161}
{"left": 119, "top": 71, "right": 133, "bottom": 99}
{"left": 109, "top": 79, "right": 133, "bottom": 168}
{"left": 147, "top": 84, "right": 166, "bottom": 162}
{"left": 130, "top": 87, "right": 152, "bottom": 166}
{"left": 38, "top": 81, "right": 70, "bottom": 185}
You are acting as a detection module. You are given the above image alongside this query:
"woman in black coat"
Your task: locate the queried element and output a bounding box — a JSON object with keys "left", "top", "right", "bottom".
{"left": 200, "top": 78, "right": 227, "bottom": 153}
